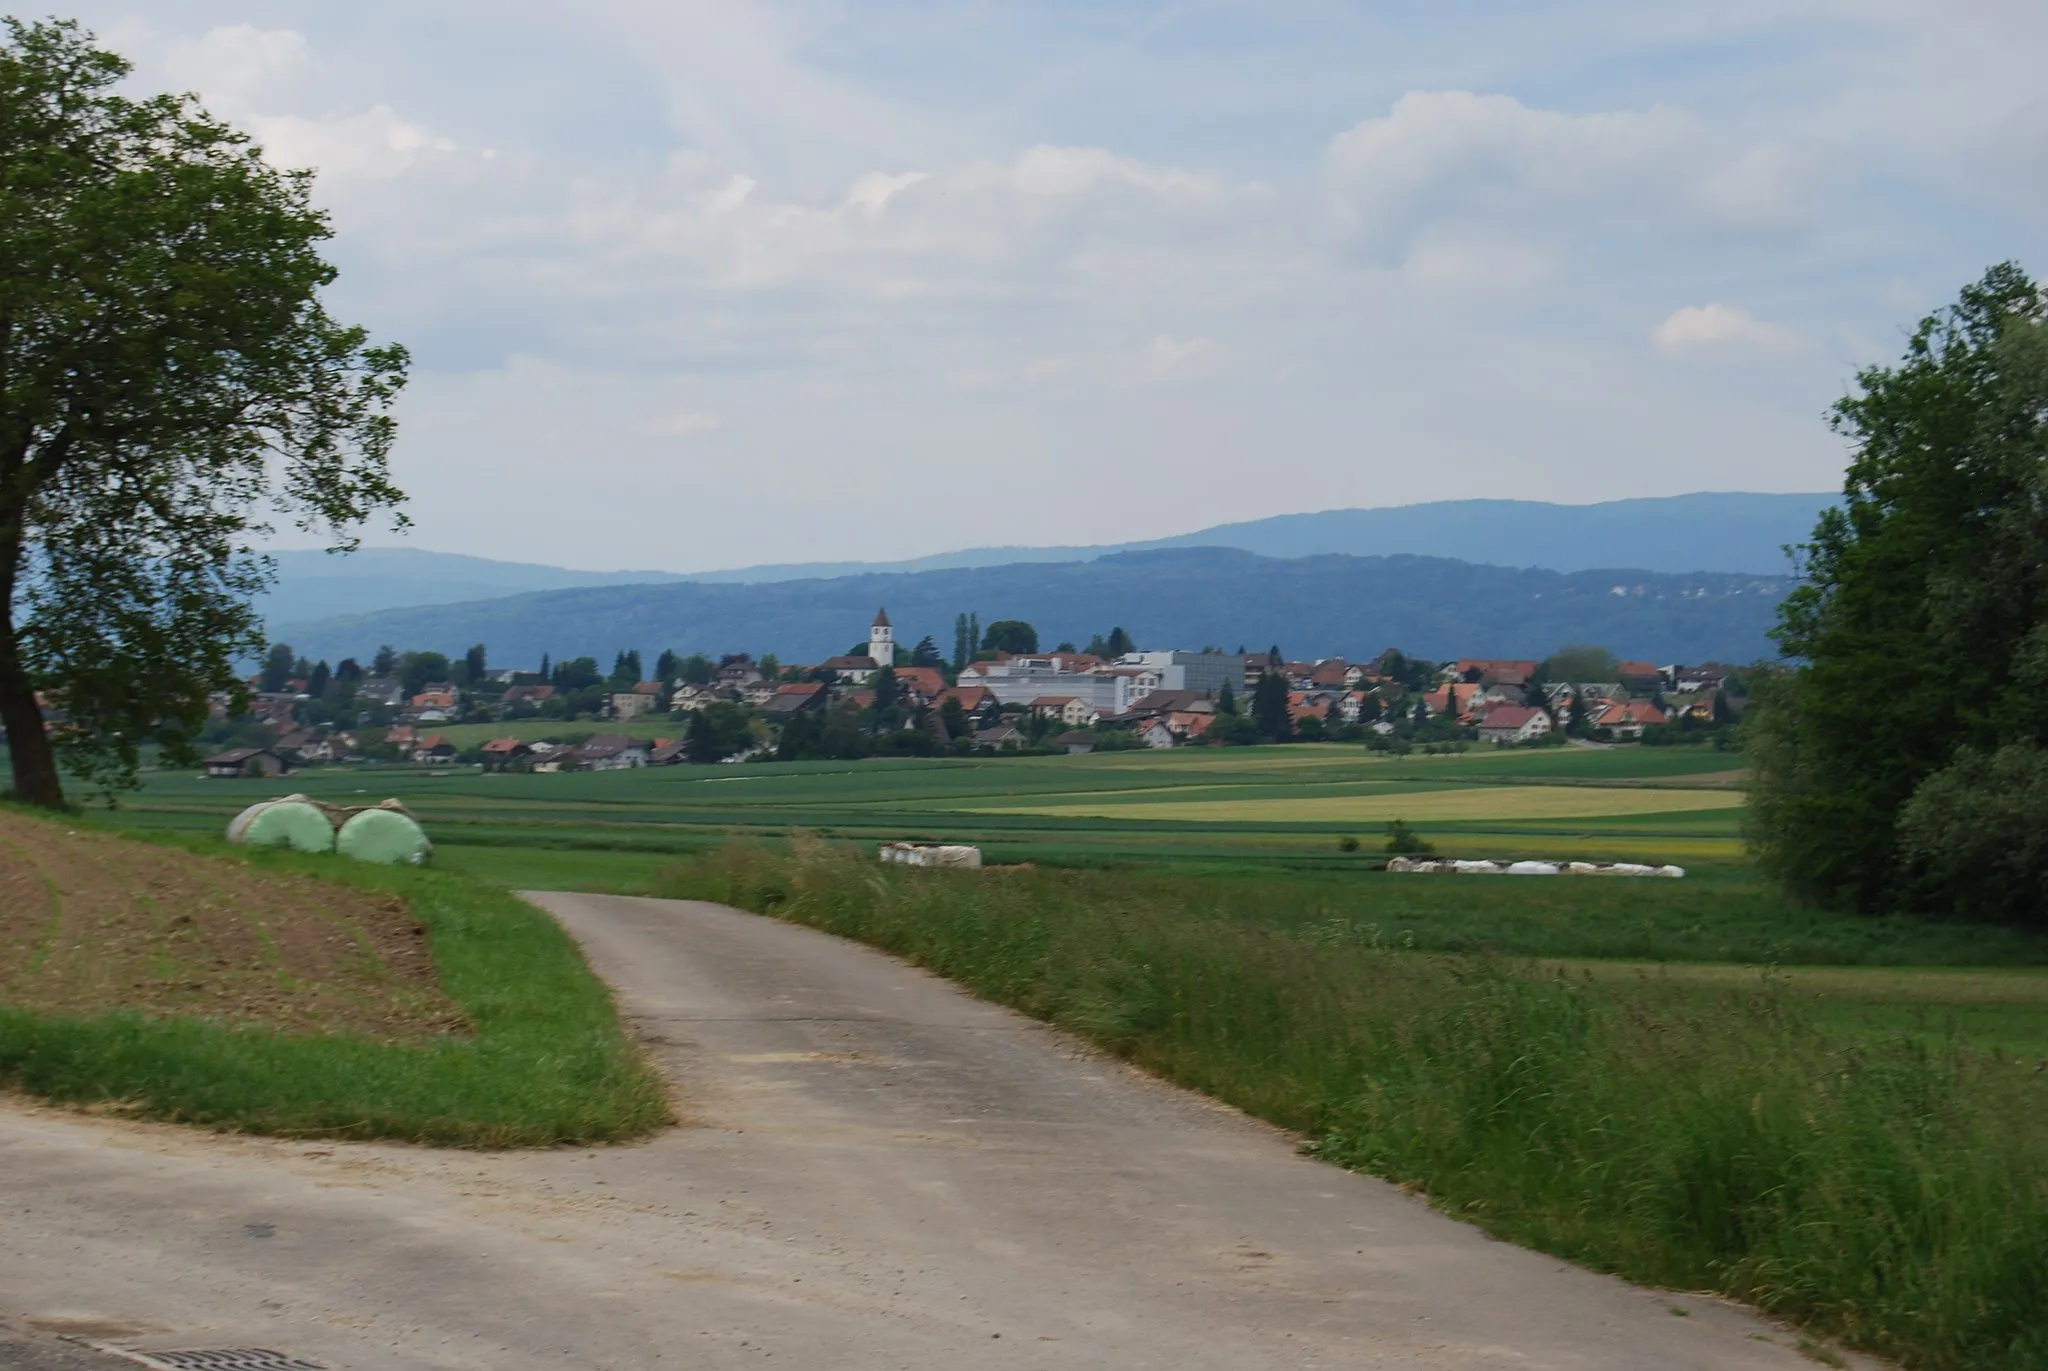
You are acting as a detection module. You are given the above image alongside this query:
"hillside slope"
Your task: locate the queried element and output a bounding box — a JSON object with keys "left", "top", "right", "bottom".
{"left": 272, "top": 547, "right": 1792, "bottom": 666}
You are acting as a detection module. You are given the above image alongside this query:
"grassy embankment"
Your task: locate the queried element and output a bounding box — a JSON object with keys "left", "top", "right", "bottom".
{"left": 657, "top": 838, "right": 2048, "bottom": 1371}
{"left": 0, "top": 806, "right": 667, "bottom": 1146}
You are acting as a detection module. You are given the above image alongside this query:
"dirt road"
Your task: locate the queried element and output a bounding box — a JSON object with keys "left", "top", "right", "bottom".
{"left": 1, "top": 893, "right": 1867, "bottom": 1369}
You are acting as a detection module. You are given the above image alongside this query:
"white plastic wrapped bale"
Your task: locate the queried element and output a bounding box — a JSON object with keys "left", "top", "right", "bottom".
{"left": 1507, "top": 861, "right": 1561, "bottom": 876}
{"left": 337, "top": 806, "right": 433, "bottom": 866}
{"left": 1452, "top": 860, "right": 1504, "bottom": 874}
{"left": 879, "top": 843, "right": 983, "bottom": 870}
{"left": 231, "top": 797, "right": 336, "bottom": 853}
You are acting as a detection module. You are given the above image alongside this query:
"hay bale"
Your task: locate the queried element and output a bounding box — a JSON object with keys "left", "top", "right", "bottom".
{"left": 239, "top": 799, "right": 337, "bottom": 853}
{"left": 337, "top": 807, "right": 433, "bottom": 866}
{"left": 1507, "top": 860, "right": 1561, "bottom": 875}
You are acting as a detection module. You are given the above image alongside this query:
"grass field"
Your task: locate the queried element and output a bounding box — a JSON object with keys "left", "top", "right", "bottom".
{"left": 0, "top": 805, "right": 668, "bottom": 1146}
{"left": 28, "top": 741, "right": 2048, "bottom": 1364}
{"left": 118, "top": 743, "right": 1754, "bottom": 869}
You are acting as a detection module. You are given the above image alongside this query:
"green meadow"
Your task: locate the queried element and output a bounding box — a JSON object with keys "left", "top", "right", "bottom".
{"left": 72, "top": 743, "right": 2048, "bottom": 1365}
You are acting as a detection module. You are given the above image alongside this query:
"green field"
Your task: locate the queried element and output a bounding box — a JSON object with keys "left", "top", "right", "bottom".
{"left": 125, "top": 743, "right": 1753, "bottom": 868}
{"left": 56, "top": 742, "right": 2048, "bottom": 1367}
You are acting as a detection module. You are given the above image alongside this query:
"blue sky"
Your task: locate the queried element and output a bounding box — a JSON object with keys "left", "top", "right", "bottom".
{"left": 69, "top": 0, "right": 2048, "bottom": 570}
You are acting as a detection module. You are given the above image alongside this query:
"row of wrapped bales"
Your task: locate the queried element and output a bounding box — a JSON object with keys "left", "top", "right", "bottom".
{"left": 225, "top": 795, "right": 433, "bottom": 865}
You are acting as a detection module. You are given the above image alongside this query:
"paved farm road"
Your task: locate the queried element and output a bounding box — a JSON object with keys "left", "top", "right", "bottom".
{"left": 2, "top": 894, "right": 1871, "bottom": 1370}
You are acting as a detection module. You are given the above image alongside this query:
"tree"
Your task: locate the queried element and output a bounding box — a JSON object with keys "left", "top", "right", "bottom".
{"left": 685, "top": 708, "right": 720, "bottom": 764}
{"left": 968, "top": 614, "right": 980, "bottom": 664}
{"left": 538, "top": 651, "right": 551, "bottom": 683}
{"left": 654, "top": 648, "right": 679, "bottom": 684}
{"left": 399, "top": 651, "right": 449, "bottom": 694}
{"left": 981, "top": 619, "right": 1038, "bottom": 655}
{"left": 552, "top": 656, "right": 600, "bottom": 691}
{"left": 1746, "top": 263, "right": 2048, "bottom": 921}
{"left": 373, "top": 645, "right": 399, "bottom": 677}
{"left": 909, "top": 635, "right": 942, "bottom": 668}
{"left": 1250, "top": 671, "right": 1293, "bottom": 742}
{"left": 462, "top": 643, "right": 487, "bottom": 686}
{"left": 1053, "top": 641, "right": 1077, "bottom": 653}
{"left": 305, "top": 660, "right": 331, "bottom": 699}
{"left": 608, "top": 649, "right": 642, "bottom": 689}
{"left": 0, "top": 22, "right": 407, "bottom": 806}
{"left": 952, "top": 613, "right": 970, "bottom": 672}
{"left": 679, "top": 653, "right": 713, "bottom": 686}
{"left": 1543, "top": 644, "right": 1618, "bottom": 684}
{"left": 939, "top": 696, "right": 969, "bottom": 741}
{"left": 759, "top": 653, "right": 779, "bottom": 680}
{"left": 259, "top": 643, "right": 296, "bottom": 693}
{"left": 1105, "top": 626, "right": 1135, "bottom": 657}
{"left": 1217, "top": 682, "right": 1237, "bottom": 716}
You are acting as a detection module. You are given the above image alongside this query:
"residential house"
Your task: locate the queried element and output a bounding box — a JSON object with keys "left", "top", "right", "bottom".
{"left": 1477, "top": 705, "right": 1554, "bottom": 745}
{"left": 383, "top": 725, "right": 418, "bottom": 750}
{"left": 356, "top": 677, "right": 405, "bottom": 709}
{"left": 1307, "top": 660, "right": 1356, "bottom": 690}
{"left": 670, "top": 683, "right": 720, "bottom": 712}
{"left": 609, "top": 681, "right": 666, "bottom": 721}
{"left": 1618, "top": 661, "right": 1666, "bottom": 693}
{"left": 479, "top": 738, "right": 533, "bottom": 771}
{"left": 274, "top": 730, "right": 326, "bottom": 765}
{"left": 936, "top": 685, "right": 996, "bottom": 715}
{"left": 579, "top": 733, "right": 652, "bottom": 770}
{"left": 891, "top": 666, "right": 948, "bottom": 704}
{"left": 714, "top": 655, "right": 766, "bottom": 688}
{"left": 1420, "top": 681, "right": 1483, "bottom": 722}
{"left": 203, "top": 747, "right": 287, "bottom": 779}
{"left": 743, "top": 679, "right": 780, "bottom": 707}
{"left": 648, "top": 739, "right": 691, "bottom": 765}
{"left": 1031, "top": 696, "right": 1101, "bottom": 728}
{"left": 973, "top": 725, "right": 1025, "bottom": 750}
{"left": 759, "top": 683, "right": 828, "bottom": 719}
{"left": 1671, "top": 663, "right": 1733, "bottom": 694}
{"left": 1592, "top": 699, "right": 1669, "bottom": 739}
{"left": 407, "top": 689, "right": 458, "bottom": 723}
{"left": 1139, "top": 718, "right": 1177, "bottom": 749}
{"left": 411, "top": 734, "right": 457, "bottom": 765}
{"left": 1454, "top": 659, "right": 1540, "bottom": 687}
{"left": 501, "top": 684, "right": 556, "bottom": 708}
{"left": 1054, "top": 730, "right": 1097, "bottom": 755}
{"left": 1165, "top": 710, "right": 1215, "bottom": 742}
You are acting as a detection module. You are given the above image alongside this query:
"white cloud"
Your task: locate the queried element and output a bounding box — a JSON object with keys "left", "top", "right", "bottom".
{"left": 1653, "top": 304, "right": 1806, "bottom": 359}
{"left": 1325, "top": 91, "right": 1816, "bottom": 257}
{"left": 1135, "top": 334, "right": 1229, "bottom": 387}
{"left": 160, "top": 23, "right": 312, "bottom": 105}
{"left": 654, "top": 412, "right": 723, "bottom": 437}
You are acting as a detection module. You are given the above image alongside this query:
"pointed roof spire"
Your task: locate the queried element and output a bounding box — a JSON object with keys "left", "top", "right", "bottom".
{"left": 873, "top": 607, "right": 891, "bottom": 628}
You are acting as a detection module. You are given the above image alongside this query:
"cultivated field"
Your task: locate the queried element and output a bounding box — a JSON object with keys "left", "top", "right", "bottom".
{"left": 118, "top": 743, "right": 1752, "bottom": 867}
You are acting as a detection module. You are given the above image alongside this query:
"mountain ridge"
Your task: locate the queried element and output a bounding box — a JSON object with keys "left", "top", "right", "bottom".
{"left": 269, "top": 545, "right": 1794, "bottom": 670}
{"left": 255, "top": 491, "right": 1830, "bottom": 628}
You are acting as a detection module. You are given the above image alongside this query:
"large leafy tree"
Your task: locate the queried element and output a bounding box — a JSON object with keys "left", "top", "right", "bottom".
{"left": 1746, "top": 264, "right": 2048, "bottom": 920}
{"left": 0, "top": 21, "right": 407, "bottom": 806}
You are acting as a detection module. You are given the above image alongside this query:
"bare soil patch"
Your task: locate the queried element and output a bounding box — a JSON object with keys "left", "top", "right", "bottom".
{"left": 0, "top": 810, "right": 463, "bottom": 1039}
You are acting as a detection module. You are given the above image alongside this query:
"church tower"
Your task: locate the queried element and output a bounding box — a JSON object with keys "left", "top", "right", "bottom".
{"left": 869, "top": 608, "right": 894, "bottom": 667}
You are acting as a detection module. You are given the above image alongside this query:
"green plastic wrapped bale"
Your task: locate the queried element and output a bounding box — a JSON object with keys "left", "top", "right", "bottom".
{"left": 337, "top": 807, "right": 432, "bottom": 866}
{"left": 239, "top": 799, "right": 337, "bottom": 853}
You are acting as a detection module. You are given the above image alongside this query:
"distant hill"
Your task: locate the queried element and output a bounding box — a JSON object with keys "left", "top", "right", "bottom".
{"left": 255, "top": 547, "right": 693, "bottom": 627}
{"left": 270, "top": 547, "right": 1794, "bottom": 669}
{"left": 681, "top": 491, "right": 1832, "bottom": 583}
{"left": 256, "top": 492, "right": 1832, "bottom": 628}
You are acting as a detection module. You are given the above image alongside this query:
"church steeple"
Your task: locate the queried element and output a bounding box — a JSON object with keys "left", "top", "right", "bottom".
{"left": 869, "top": 608, "right": 894, "bottom": 667}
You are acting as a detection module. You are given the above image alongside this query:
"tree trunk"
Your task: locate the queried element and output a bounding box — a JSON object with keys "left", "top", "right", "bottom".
{"left": 0, "top": 601, "right": 64, "bottom": 808}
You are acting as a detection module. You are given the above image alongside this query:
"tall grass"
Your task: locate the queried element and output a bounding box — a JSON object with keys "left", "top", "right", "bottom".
{"left": 0, "top": 856, "right": 670, "bottom": 1147}
{"left": 657, "top": 838, "right": 2048, "bottom": 1371}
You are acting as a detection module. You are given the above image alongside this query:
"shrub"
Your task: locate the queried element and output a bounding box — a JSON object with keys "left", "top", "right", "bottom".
{"left": 1384, "top": 819, "right": 1435, "bottom": 856}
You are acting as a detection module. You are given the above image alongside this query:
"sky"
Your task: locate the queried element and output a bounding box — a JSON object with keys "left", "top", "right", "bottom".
{"left": 66, "top": 1, "right": 2048, "bottom": 572}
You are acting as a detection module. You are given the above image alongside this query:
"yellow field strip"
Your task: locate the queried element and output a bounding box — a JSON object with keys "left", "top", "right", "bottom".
{"left": 961, "top": 785, "right": 1747, "bottom": 823}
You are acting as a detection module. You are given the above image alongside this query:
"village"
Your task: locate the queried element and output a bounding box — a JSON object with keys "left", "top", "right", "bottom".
{"left": 198, "top": 608, "right": 1746, "bottom": 777}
